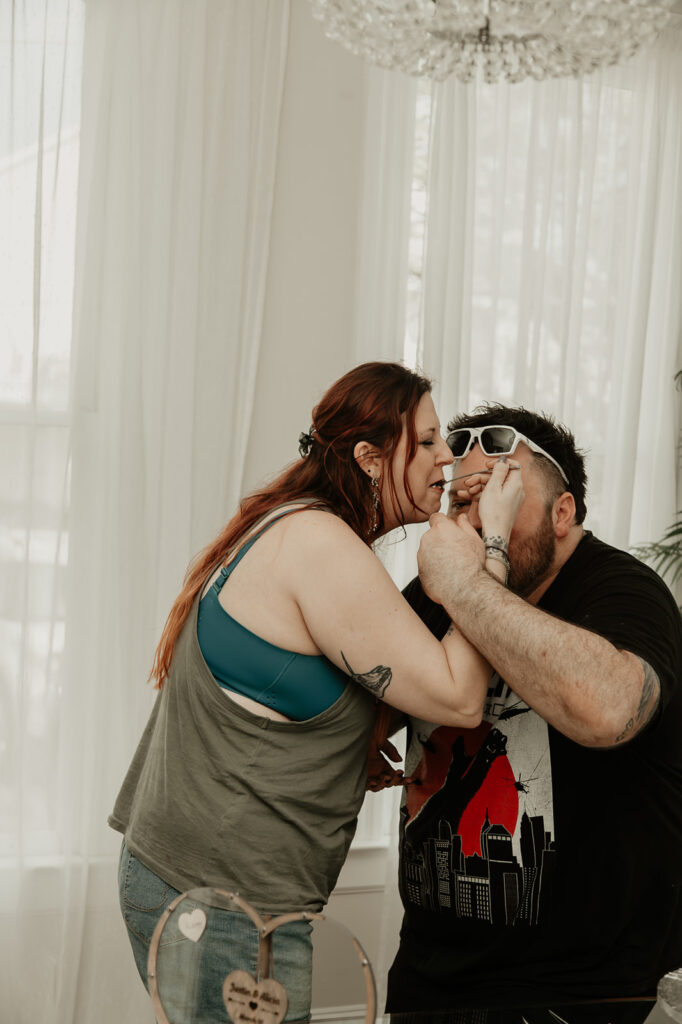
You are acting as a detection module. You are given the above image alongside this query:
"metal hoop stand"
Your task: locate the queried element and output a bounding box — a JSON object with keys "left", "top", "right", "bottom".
{"left": 147, "top": 888, "right": 377, "bottom": 1024}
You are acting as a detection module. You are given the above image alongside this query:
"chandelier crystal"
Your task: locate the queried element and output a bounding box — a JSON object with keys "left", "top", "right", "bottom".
{"left": 309, "top": 0, "right": 674, "bottom": 84}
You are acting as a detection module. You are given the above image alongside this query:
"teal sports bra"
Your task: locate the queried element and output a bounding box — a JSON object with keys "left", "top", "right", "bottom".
{"left": 197, "top": 511, "right": 349, "bottom": 720}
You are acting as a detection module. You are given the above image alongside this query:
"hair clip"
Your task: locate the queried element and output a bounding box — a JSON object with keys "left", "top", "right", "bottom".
{"left": 298, "top": 427, "right": 316, "bottom": 458}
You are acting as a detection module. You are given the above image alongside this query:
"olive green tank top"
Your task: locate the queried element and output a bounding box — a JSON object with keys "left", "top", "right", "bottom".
{"left": 108, "top": 585, "right": 376, "bottom": 914}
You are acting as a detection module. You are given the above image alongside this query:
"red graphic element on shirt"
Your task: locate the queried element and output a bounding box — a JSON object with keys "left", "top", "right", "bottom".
{"left": 405, "top": 721, "right": 519, "bottom": 857}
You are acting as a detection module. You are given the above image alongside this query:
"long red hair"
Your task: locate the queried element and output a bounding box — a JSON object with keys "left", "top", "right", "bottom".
{"left": 150, "top": 361, "right": 432, "bottom": 688}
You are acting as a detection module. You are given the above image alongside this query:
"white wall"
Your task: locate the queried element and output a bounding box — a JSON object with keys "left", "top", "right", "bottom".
{"left": 244, "top": 0, "right": 368, "bottom": 493}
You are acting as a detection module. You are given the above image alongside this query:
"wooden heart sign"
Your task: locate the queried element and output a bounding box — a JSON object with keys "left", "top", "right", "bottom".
{"left": 222, "top": 969, "right": 288, "bottom": 1024}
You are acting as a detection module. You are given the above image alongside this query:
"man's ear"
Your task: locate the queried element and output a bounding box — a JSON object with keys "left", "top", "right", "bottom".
{"left": 553, "top": 492, "right": 576, "bottom": 537}
{"left": 354, "top": 441, "right": 382, "bottom": 479}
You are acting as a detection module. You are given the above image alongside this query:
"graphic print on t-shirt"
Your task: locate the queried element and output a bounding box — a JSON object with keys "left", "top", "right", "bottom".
{"left": 400, "top": 672, "right": 555, "bottom": 925}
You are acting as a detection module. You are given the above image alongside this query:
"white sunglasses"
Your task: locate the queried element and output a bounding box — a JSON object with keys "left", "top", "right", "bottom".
{"left": 446, "top": 425, "right": 569, "bottom": 484}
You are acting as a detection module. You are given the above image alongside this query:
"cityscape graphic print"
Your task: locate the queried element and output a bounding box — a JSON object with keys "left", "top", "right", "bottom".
{"left": 399, "top": 673, "right": 555, "bottom": 926}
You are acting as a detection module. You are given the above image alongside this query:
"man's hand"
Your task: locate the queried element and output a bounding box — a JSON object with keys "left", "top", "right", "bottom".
{"left": 450, "top": 457, "right": 525, "bottom": 538}
{"left": 478, "top": 458, "right": 525, "bottom": 537}
{"left": 417, "top": 513, "right": 485, "bottom": 606}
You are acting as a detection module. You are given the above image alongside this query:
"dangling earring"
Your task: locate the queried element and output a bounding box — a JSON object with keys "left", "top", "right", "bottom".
{"left": 370, "top": 475, "right": 380, "bottom": 533}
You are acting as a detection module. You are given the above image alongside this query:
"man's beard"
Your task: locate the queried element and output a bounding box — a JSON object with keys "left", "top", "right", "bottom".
{"left": 509, "top": 510, "right": 556, "bottom": 597}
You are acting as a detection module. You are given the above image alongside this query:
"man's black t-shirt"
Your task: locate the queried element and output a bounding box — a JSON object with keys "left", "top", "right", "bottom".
{"left": 387, "top": 533, "right": 682, "bottom": 1011}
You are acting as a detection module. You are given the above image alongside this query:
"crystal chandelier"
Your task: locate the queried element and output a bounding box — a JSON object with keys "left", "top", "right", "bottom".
{"left": 309, "top": 0, "right": 674, "bottom": 84}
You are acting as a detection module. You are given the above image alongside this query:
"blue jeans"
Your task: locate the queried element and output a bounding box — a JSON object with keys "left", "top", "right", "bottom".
{"left": 118, "top": 840, "right": 313, "bottom": 1022}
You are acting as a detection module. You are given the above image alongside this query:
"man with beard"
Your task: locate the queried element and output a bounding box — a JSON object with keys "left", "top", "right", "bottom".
{"left": 385, "top": 405, "right": 682, "bottom": 1020}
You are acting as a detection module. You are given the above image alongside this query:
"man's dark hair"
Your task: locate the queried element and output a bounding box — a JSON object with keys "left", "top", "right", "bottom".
{"left": 447, "top": 403, "right": 588, "bottom": 524}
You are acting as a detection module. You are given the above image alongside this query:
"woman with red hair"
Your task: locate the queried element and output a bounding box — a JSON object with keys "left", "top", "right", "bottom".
{"left": 109, "top": 361, "right": 521, "bottom": 1022}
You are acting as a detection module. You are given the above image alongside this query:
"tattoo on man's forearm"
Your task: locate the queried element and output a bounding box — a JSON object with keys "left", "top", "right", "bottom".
{"left": 615, "top": 718, "right": 634, "bottom": 742}
{"left": 341, "top": 651, "right": 392, "bottom": 699}
{"left": 635, "top": 659, "right": 660, "bottom": 727}
{"left": 615, "top": 658, "right": 661, "bottom": 743}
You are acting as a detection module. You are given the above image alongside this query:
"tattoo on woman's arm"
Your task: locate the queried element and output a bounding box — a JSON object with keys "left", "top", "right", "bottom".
{"left": 341, "top": 652, "right": 392, "bottom": 699}
{"left": 615, "top": 657, "right": 661, "bottom": 743}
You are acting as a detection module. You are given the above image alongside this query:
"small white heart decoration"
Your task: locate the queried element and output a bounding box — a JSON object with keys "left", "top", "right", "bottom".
{"left": 178, "top": 907, "right": 207, "bottom": 943}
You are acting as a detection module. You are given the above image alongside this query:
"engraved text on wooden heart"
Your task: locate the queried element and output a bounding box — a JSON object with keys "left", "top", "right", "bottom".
{"left": 222, "top": 969, "right": 288, "bottom": 1024}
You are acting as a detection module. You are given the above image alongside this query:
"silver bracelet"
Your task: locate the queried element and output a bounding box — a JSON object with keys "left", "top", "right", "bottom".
{"left": 484, "top": 547, "right": 510, "bottom": 567}
{"left": 484, "top": 548, "right": 510, "bottom": 585}
{"left": 481, "top": 544, "right": 507, "bottom": 561}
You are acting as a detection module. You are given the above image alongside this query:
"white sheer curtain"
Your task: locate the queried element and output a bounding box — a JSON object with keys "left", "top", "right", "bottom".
{"left": 358, "top": 23, "right": 682, "bottom": 1008}
{"left": 352, "top": 67, "right": 417, "bottom": 363}
{"left": 0, "top": 0, "right": 85, "bottom": 1018}
{"left": 2, "top": 2, "right": 290, "bottom": 1022}
{"left": 365, "top": 21, "right": 682, "bottom": 594}
{"left": 421, "top": 24, "right": 682, "bottom": 549}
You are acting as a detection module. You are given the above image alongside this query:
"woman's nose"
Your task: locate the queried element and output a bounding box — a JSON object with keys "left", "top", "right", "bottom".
{"left": 437, "top": 436, "right": 455, "bottom": 465}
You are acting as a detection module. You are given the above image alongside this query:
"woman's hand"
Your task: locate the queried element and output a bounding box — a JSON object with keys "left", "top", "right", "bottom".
{"left": 367, "top": 736, "right": 416, "bottom": 792}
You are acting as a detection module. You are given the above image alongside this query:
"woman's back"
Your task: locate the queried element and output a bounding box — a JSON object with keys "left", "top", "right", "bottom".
{"left": 198, "top": 506, "right": 349, "bottom": 720}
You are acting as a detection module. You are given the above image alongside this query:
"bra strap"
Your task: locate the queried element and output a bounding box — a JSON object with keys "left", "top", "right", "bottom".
{"left": 212, "top": 508, "right": 305, "bottom": 595}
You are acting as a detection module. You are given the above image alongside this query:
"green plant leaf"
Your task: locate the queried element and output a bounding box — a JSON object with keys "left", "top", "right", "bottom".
{"left": 631, "top": 512, "right": 682, "bottom": 584}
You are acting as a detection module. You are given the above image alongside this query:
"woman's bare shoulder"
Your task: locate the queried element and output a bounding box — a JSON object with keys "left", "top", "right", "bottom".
{"left": 281, "top": 506, "right": 361, "bottom": 545}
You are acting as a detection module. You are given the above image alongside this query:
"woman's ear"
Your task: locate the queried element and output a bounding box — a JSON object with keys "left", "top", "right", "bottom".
{"left": 354, "top": 441, "right": 381, "bottom": 479}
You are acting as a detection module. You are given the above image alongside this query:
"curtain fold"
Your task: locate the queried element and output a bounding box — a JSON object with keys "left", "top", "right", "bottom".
{"left": 352, "top": 65, "right": 417, "bottom": 362}
{"left": 3, "top": 3, "right": 290, "bottom": 1022}
{"left": 0, "top": 0, "right": 85, "bottom": 1020}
